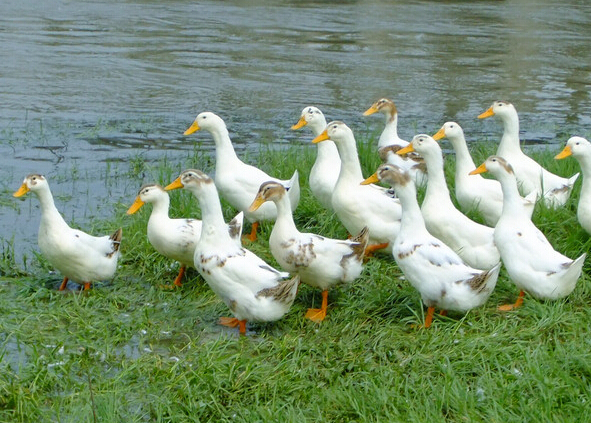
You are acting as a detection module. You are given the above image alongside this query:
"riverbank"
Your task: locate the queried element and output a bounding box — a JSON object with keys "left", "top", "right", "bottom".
{"left": 1, "top": 141, "right": 590, "bottom": 422}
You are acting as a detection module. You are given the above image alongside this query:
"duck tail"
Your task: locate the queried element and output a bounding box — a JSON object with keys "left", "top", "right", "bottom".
{"left": 350, "top": 226, "right": 370, "bottom": 260}
{"left": 110, "top": 228, "right": 123, "bottom": 252}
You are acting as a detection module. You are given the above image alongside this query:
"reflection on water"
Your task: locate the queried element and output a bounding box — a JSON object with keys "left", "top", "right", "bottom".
{"left": 1, "top": 0, "right": 590, "bottom": 255}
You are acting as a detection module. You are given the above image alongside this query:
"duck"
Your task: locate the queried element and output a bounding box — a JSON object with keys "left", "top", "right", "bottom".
{"left": 126, "top": 184, "right": 244, "bottom": 288}
{"left": 291, "top": 106, "right": 340, "bottom": 210}
{"left": 433, "top": 121, "right": 536, "bottom": 226}
{"left": 470, "top": 156, "right": 586, "bottom": 310}
{"left": 397, "top": 135, "right": 500, "bottom": 270}
{"left": 165, "top": 169, "right": 299, "bottom": 335}
{"left": 312, "top": 121, "right": 401, "bottom": 254}
{"left": 362, "top": 164, "right": 500, "bottom": 328}
{"left": 555, "top": 136, "right": 591, "bottom": 235}
{"left": 478, "top": 101, "right": 579, "bottom": 207}
{"left": 249, "top": 181, "right": 369, "bottom": 322}
{"left": 13, "top": 174, "right": 122, "bottom": 291}
{"left": 183, "top": 112, "right": 300, "bottom": 242}
{"left": 363, "top": 98, "right": 427, "bottom": 187}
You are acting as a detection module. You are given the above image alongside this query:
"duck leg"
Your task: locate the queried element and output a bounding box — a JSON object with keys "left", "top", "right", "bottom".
{"left": 424, "top": 306, "right": 435, "bottom": 328}
{"left": 83, "top": 282, "right": 91, "bottom": 291}
{"left": 305, "top": 290, "right": 328, "bottom": 322}
{"left": 439, "top": 310, "right": 448, "bottom": 316}
{"left": 162, "top": 265, "right": 185, "bottom": 289}
{"left": 58, "top": 277, "right": 69, "bottom": 291}
{"left": 244, "top": 222, "right": 259, "bottom": 242}
{"left": 219, "top": 317, "right": 247, "bottom": 335}
{"left": 497, "top": 290, "right": 525, "bottom": 312}
{"left": 364, "top": 242, "right": 389, "bottom": 257}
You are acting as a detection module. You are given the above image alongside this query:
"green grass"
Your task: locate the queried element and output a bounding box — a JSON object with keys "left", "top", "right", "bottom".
{"left": 1, "top": 134, "right": 591, "bottom": 422}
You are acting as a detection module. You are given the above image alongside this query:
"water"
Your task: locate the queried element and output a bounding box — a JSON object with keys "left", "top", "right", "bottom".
{"left": 2, "top": 0, "right": 591, "bottom": 259}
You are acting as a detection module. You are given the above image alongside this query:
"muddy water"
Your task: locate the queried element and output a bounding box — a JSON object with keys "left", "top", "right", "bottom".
{"left": 1, "top": 0, "right": 590, "bottom": 259}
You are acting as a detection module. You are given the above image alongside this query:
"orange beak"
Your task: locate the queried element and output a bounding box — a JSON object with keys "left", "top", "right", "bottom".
{"left": 291, "top": 116, "right": 307, "bottom": 130}
{"left": 184, "top": 121, "right": 200, "bottom": 136}
{"left": 469, "top": 163, "right": 488, "bottom": 175}
{"left": 312, "top": 129, "right": 330, "bottom": 144}
{"left": 164, "top": 177, "right": 184, "bottom": 191}
{"left": 478, "top": 107, "right": 495, "bottom": 119}
{"left": 555, "top": 145, "right": 572, "bottom": 160}
{"left": 361, "top": 172, "right": 380, "bottom": 185}
{"left": 396, "top": 144, "right": 415, "bottom": 155}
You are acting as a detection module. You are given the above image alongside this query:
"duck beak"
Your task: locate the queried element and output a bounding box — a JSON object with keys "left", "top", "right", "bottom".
{"left": 164, "top": 177, "right": 184, "bottom": 191}
{"left": 432, "top": 127, "right": 445, "bottom": 141}
{"left": 291, "top": 116, "right": 307, "bottom": 130}
{"left": 478, "top": 107, "right": 495, "bottom": 119}
{"left": 126, "top": 196, "right": 145, "bottom": 215}
{"left": 183, "top": 121, "right": 200, "bottom": 136}
{"left": 363, "top": 104, "right": 379, "bottom": 116}
{"left": 555, "top": 145, "right": 572, "bottom": 160}
{"left": 13, "top": 183, "right": 29, "bottom": 197}
{"left": 469, "top": 163, "right": 488, "bottom": 175}
{"left": 361, "top": 173, "right": 380, "bottom": 185}
{"left": 248, "top": 193, "right": 266, "bottom": 212}
{"left": 396, "top": 144, "right": 415, "bottom": 155}
{"left": 312, "top": 129, "right": 329, "bottom": 144}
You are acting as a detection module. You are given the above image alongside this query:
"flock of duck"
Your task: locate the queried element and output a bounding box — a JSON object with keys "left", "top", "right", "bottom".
{"left": 12, "top": 99, "right": 591, "bottom": 334}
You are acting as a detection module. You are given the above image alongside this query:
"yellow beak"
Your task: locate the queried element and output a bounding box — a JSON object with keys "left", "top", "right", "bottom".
{"left": 432, "top": 127, "right": 446, "bottom": 141}
{"left": 363, "top": 105, "right": 379, "bottom": 116}
{"left": 126, "top": 196, "right": 145, "bottom": 215}
{"left": 312, "top": 129, "right": 329, "bottom": 144}
{"left": 555, "top": 145, "right": 572, "bottom": 160}
{"left": 361, "top": 173, "right": 380, "bottom": 185}
{"left": 396, "top": 144, "right": 415, "bottom": 155}
{"left": 13, "top": 183, "right": 29, "bottom": 197}
{"left": 469, "top": 163, "right": 488, "bottom": 175}
{"left": 184, "top": 121, "right": 201, "bottom": 136}
{"left": 248, "top": 193, "right": 266, "bottom": 212}
{"left": 291, "top": 116, "right": 308, "bottom": 130}
{"left": 164, "top": 177, "right": 184, "bottom": 191}
{"left": 478, "top": 107, "right": 495, "bottom": 119}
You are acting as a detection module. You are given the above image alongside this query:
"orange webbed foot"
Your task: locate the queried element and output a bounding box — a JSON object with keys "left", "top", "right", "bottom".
{"left": 219, "top": 317, "right": 247, "bottom": 335}
{"left": 364, "top": 242, "right": 389, "bottom": 257}
{"left": 497, "top": 290, "right": 525, "bottom": 312}
{"left": 305, "top": 308, "right": 327, "bottom": 323}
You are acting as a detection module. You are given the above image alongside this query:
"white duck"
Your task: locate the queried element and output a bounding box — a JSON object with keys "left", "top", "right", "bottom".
{"left": 313, "top": 121, "right": 401, "bottom": 254}
{"left": 478, "top": 101, "right": 579, "bottom": 207}
{"left": 291, "top": 106, "right": 340, "bottom": 210}
{"left": 126, "top": 184, "right": 244, "bottom": 288}
{"left": 13, "top": 174, "right": 122, "bottom": 291}
{"left": 555, "top": 136, "right": 591, "bottom": 235}
{"left": 433, "top": 121, "right": 536, "bottom": 226}
{"left": 398, "top": 135, "right": 500, "bottom": 270}
{"left": 165, "top": 169, "right": 299, "bottom": 335}
{"left": 471, "top": 156, "right": 586, "bottom": 310}
{"left": 363, "top": 98, "right": 427, "bottom": 187}
{"left": 249, "top": 181, "right": 369, "bottom": 322}
{"left": 184, "top": 112, "right": 300, "bottom": 242}
{"left": 362, "top": 164, "right": 500, "bottom": 328}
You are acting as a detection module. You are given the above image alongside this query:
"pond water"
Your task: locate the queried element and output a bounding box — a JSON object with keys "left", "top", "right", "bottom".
{"left": 1, "top": 0, "right": 590, "bottom": 260}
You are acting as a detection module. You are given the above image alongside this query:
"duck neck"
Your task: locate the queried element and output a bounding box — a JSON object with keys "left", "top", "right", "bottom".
{"left": 449, "top": 133, "right": 477, "bottom": 177}
{"left": 497, "top": 111, "right": 522, "bottom": 155}
{"left": 577, "top": 154, "right": 591, "bottom": 200}
{"left": 35, "top": 187, "right": 66, "bottom": 227}
{"left": 397, "top": 184, "right": 428, "bottom": 235}
{"left": 378, "top": 113, "right": 400, "bottom": 149}
{"left": 148, "top": 195, "right": 170, "bottom": 221}
{"left": 272, "top": 194, "right": 297, "bottom": 234}
{"left": 334, "top": 136, "right": 364, "bottom": 182}
{"left": 209, "top": 125, "right": 240, "bottom": 164}
{"left": 423, "top": 151, "right": 452, "bottom": 201}
{"left": 190, "top": 184, "right": 228, "bottom": 236}
{"left": 497, "top": 171, "right": 526, "bottom": 217}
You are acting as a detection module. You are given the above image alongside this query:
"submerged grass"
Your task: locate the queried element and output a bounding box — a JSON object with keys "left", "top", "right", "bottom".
{"left": 1, "top": 134, "right": 591, "bottom": 422}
